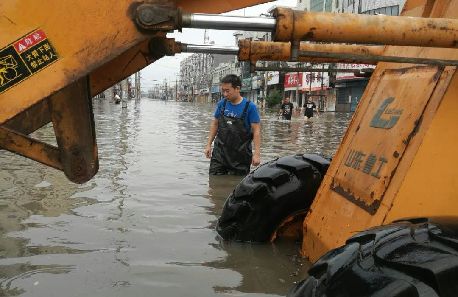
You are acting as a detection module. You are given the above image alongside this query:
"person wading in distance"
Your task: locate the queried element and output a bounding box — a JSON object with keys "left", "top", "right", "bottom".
{"left": 279, "top": 97, "right": 294, "bottom": 120}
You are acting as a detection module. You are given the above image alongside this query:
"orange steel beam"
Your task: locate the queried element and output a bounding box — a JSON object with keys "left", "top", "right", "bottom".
{"left": 0, "top": 125, "right": 62, "bottom": 170}
{"left": 254, "top": 66, "right": 373, "bottom": 73}
{"left": 48, "top": 77, "right": 98, "bottom": 184}
{"left": 297, "top": 50, "right": 458, "bottom": 66}
{"left": 272, "top": 7, "right": 458, "bottom": 47}
{"left": 238, "top": 40, "right": 378, "bottom": 64}
{"left": 148, "top": 38, "right": 378, "bottom": 64}
{"left": 237, "top": 40, "right": 458, "bottom": 65}
{"left": 3, "top": 98, "right": 51, "bottom": 135}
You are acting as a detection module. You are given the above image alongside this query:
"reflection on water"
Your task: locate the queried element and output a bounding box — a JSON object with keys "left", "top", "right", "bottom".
{"left": 0, "top": 99, "right": 351, "bottom": 297}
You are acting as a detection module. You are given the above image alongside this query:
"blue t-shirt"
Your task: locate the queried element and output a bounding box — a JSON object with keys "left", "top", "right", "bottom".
{"left": 214, "top": 98, "right": 260, "bottom": 133}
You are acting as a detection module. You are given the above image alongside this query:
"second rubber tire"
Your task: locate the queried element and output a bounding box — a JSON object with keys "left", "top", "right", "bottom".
{"left": 287, "top": 218, "right": 458, "bottom": 297}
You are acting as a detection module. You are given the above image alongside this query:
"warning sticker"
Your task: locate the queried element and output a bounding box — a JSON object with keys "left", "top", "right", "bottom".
{"left": 0, "top": 29, "right": 59, "bottom": 94}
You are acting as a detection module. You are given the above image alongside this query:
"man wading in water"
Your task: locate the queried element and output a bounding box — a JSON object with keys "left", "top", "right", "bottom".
{"left": 204, "top": 74, "right": 261, "bottom": 175}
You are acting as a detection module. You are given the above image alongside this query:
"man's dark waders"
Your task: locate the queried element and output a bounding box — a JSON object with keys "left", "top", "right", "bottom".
{"left": 210, "top": 100, "right": 252, "bottom": 175}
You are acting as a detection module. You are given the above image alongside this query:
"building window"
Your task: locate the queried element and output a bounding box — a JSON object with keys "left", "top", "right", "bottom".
{"left": 363, "top": 5, "right": 400, "bottom": 16}
{"left": 325, "top": 0, "right": 332, "bottom": 11}
{"left": 310, "top": 0, "right": 324, "bottom": 12}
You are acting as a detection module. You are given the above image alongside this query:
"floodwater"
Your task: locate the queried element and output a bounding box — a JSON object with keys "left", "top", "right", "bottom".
{"left": 0, "top": 99, "right": 352, "bottom": 297}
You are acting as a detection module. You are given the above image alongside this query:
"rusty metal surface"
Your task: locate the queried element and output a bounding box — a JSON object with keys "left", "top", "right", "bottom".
{"left": 135, "top": 2, "right": 180, "bottom": 31}
{"left": 239, "top": 39, "right": 291, "bottom": 62}
{"left": 298, "top": 50, "right": 458, "bottom": 66}
{"left": 238, "top": 40, "right": 380, "bottom": 64}
{"left": 272, "top": 7, "right": 294, "bottom": 42}
{"left": 0, "top": 126, "right": 62, "bottom": 170}
{"left": 49, "top": 77, "right": 98, "bottom": 184}
{"left": 304, "top": 43, "right": 385, "bottom": 56}
{"left": 254, "top": 66, "right": 370, "bottom": 72}
{"left": 237, "top": 39, "right": 252, "bottom": 61}
{"left": 150, "top": 37, "right": 183, "bottom": 59}
{"left": 3, "top": 98, "right": 51, "bottom": 134}
{"left": 273, "top": 7, "right": 458, "bottom": 47}
{"left": 237, "top": 40, "right": 458, "bottom": 65}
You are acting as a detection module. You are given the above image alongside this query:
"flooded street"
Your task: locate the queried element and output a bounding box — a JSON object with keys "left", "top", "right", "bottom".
{"left": 0, "top": 99, "right": 351, "bottom": 297}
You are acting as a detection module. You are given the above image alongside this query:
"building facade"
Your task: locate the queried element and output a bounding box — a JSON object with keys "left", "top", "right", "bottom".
{"left": 337, "top": 0, "right": 406, "bottom": 14}
{"left": 210, "top": 61, "right": 241, "bottom": 102}
{"left": 304, "top": 0, "right": 406, "bottom": 111}
{"left": 179, "top": 53, "right": 234, "bottom": 103}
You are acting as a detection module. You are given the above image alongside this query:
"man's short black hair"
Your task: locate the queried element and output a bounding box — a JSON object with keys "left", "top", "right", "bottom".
{"left": 220, "top": 74, "right": 242, "bottom": 89}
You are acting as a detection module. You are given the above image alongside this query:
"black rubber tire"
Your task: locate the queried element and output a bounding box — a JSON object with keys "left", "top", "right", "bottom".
{"left": 216, "top": 153, "right": 330, "bottom": 242}
{"left": 287, "top": 218, "right": 458, "bottom": 297}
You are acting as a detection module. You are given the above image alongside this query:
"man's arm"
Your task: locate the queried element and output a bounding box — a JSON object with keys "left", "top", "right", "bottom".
{"left": 251, "top": 122, "right": 261, "bottom": 166}
{"left": 204, "top": 119, "right": 218, "bottom": 158}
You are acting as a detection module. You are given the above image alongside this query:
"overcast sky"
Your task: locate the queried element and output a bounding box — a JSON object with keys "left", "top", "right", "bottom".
{"left": 140, "top": 0, "right": 297, "bottom": 90}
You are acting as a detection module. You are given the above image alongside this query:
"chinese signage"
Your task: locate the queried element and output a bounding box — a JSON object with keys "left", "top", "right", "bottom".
{"left": 267, "top": 71, "right": 279, "bottom": 85}
{"left": 302, "top": 71, "right": 329, "bottom": 92}
{"left": 284, "top": 73, "right": 303, "bottom": 90}
{"left": 336, "top": 63, "right": 375, "bottom": 80}
{"left": 0, "top": 29, "right": 59, "bottom": 94}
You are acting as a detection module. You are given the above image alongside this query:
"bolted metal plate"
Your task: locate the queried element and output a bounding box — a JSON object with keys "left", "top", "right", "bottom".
{"left": 331, "top": 66, "right": 442, "bottom": 214}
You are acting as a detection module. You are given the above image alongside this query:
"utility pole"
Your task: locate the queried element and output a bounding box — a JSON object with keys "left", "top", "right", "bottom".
{"left": 321, "top": 63, "right": 325, "bottom": 111}
{"left": 309, "top": 68, "right": 313, "bottom": 90}
{"left": 121, "top": 78, "right": 128, "bottom": 108}
{"left": 296, "top": 64, "right": 300, "bottom": 106}
{"left": 263, "top": 61, "right": 268, "bottom": 109}
{"left": 135, "top": 72, "right": 141, "bottom": 100}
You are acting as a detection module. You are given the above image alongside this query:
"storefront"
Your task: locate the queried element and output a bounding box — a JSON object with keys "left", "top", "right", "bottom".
{"left": 335, "top": 64, "right": 374, "bottom": 112}
{"left": 196, "top": 88, "right": 210, "bottom": 103}
{"left": 284, "top": 72, "right": 303, "bottom": 106}
{"left": 335, "top": 79, "right": 369, "bottom": 112}
{"left": 211, "top": 85, "right": 220, "bottom": 102}
{"left": 302, "top": 70, "right": 334, "bottom": 111}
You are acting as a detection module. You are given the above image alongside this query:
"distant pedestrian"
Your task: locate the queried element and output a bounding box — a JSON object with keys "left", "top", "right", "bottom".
{"left": 278, "top": 97, "right": 294, "bottom": 120}
{"left": 204, "top": 74, "right": 261, "bottom": 175}
{"left": 303, "top": 98, "right": 318, "bottom": 120}
{"left": 114, "top": 94, "right": 121, "bottom": 104}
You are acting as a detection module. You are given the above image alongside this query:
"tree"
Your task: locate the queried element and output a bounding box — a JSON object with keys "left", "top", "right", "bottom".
{"left": 265, "top": 89, "right": 282, "bottom": 108}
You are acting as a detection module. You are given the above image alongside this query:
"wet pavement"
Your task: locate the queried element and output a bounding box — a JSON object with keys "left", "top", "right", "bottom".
{"left": 0, "top": 99, "right": 352, "bottom": 297}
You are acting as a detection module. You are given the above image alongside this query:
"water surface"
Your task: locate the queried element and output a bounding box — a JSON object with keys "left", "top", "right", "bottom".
{"left": 0, "top": 99, "right": 351, "bottom": 297}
